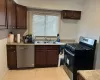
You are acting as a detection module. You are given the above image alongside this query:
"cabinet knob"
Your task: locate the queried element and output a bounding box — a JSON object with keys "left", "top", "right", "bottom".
{"left": 14, "top": 51, "right": 15, "bottom": 53}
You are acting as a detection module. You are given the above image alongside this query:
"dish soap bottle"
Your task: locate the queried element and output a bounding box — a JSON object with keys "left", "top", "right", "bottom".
{"left": 57, "top": 34, "right": 60, "bottom": 42}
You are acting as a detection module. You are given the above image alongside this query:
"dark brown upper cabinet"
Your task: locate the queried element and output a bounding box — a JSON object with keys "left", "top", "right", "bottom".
{"left": 7, "top": 0, "right": 16, "bottom": 29}
{"left": 16, "top": 4, "right": 27, "bottom": 29}
{"left": 0, "top": 0, "right": 7, "bottom": 29}
{"left": 0, "top": 0, "right": 27, "bottom": 29}
{"left": 61, "top": 10, "right": 81, "bottom": 20}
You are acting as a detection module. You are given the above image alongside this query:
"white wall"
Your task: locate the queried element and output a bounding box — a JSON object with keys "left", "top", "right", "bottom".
{"left": 60, "top": 20, "right": 78, "bottom": 40}
{"left": 27, "top": 10, "right": 79, "bottom": 40}
{"left": 77, "top": 0, "right": 98, "bottom": 40}
{"left": 77, "top": 0, "right": 100, "bottom": 69}
{"left": 14, "top": 0, "right": 18, "bottom": 3}
{"left": 18, "top": 0, "right": 84, "bottom": 40}
{"left": 16, "top": 0, "right": 84, "bottom": 11}
{"left": 0, "top": 38, "right": 8, "bottom": 80}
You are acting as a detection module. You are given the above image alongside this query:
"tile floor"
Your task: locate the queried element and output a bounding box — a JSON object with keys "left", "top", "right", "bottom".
{"left": 2, "top": 67, "right": 70, "bottom": 80}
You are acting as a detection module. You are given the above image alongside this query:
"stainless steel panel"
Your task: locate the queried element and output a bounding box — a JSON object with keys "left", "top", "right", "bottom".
{"left": 17, "top": 45, "right": 34, "bottom": 68}
{"left": 63, "top": 65, "right": 73, "bottom": 80}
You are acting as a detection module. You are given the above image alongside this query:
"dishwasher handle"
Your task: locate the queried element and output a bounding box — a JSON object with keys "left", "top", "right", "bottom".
{"left": 18, "top": 47, "right": 28, "bottom": 50}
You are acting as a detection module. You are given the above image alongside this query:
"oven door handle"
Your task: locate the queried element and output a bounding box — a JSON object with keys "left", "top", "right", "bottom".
{"left": 65, "top": 49, "right": 75, "bottom": 56}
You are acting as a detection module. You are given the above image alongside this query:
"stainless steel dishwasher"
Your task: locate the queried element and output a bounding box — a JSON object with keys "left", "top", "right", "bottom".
{"left": 17, "top": 45, "right": 34, "bottom": 68}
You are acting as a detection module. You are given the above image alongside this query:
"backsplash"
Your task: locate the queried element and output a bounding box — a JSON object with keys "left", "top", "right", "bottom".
{"left": 0, "top": 29, "right": 12, "bottom": 39}
{"left": 11, "top": 29, "right": 27, "bottom": 37}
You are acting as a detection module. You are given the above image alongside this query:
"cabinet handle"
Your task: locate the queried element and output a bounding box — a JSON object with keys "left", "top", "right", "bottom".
{"left": 19, "top": 48, "right": 28, "bottom": 50}
{"left": 14, "top": 51, "right": 15, "bottom": 53}
{"left": 19, "top": 48, "right": 24, "bottom": 50}
{"left": 24, "top": 48, "right": 28, "bottom": 49}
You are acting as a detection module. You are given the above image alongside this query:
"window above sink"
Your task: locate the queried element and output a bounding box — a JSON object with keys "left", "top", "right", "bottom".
{"left": 31, "top": 11, "right": 60, "bottom": 37}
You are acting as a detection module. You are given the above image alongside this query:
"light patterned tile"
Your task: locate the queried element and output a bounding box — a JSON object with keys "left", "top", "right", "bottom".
{"left": 2, "top": 67, "right": 70, "bottom": 80}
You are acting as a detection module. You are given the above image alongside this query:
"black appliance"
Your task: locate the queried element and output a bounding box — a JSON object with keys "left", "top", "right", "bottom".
{"left": 23, "top": 35, "right": 33, "bottom": 43}
{"left": 64, "top": 36, "right": 97, "bottom": 80}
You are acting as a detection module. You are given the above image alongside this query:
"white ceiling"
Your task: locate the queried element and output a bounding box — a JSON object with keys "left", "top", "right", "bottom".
{"left": 14, "top": 0, "right": 86, "bottom": 10}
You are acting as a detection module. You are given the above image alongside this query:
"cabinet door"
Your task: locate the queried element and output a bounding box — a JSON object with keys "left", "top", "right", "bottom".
{"left": 0, "top": 0, "right": 7, "bottom": 29}
{"left": 7, "top": 0, "right": 16, "bottom": 28}
{"left": 16, "top": 4, "right": 27, "bottom": 29}
{"left": 62, "top": 10, "right": 73, "bottom": 19}
{"left": 47, "top": 50, "right": 59, "bottom": 67}
{"left": 73, "top": 11, "right": 81, "bottom": 20}
{"left": 61, "top": 10, "right": 81, "bottom": 20}
{"left": 35, "top": 50, "right": 46, "bottom": 67}
{"left": 7, "top": 50, "right": 17, "bottom": 69}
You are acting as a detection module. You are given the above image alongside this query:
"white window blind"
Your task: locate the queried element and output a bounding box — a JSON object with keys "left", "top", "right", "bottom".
{"left": 32, "top": 14, "right": 59, "bottom": 36}
{"left": 32, "top": 15, "right": 45, "bottom": 36}
{"left": 45, "top": 15, "right": 59, "bottom": 36}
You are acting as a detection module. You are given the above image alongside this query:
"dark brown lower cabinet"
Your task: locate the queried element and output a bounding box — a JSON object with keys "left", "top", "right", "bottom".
{"left": 35, "top": 50, "right": 46, "bottom": 67}
{"left": 7, "top": 45, "right": 59, "bottom": 69}
{"left": 7, "top": 45, "right": 17, "bottom": 69}
{"left": 46, "top": 50, "right": 58, "bottom": 66}
{"left": 35, "top": 45, "right": 59, "bottom": 67}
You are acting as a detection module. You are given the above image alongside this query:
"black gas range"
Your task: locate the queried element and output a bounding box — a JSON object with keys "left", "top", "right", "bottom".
{"left": 64, "top": 37, "right": 97, "bottom": 80}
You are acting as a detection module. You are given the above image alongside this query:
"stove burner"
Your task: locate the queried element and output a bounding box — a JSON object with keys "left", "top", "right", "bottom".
{"left": 65, "top": 43, "right": 91, "bottom": 51}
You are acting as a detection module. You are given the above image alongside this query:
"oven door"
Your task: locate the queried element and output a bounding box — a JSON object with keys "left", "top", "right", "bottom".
{"left": 64, "top": 49, "right": 75, "bottom": 72}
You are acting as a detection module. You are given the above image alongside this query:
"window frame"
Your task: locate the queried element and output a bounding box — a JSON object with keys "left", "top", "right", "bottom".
{"left": 27, "top": 10, "right": 61, "bottom": 37}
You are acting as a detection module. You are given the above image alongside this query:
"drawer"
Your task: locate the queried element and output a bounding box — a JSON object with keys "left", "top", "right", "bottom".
{"left": 35, "top": 45, "right": 45, "bottom": 50}
{"left": 7, "top": 45, "right": 16, "bottom": 50}
{"left": 7, "top": 50, "right": 16, "bottom": 53}
{"left": 46, "top": 46, "right": 59, "bottom": 50}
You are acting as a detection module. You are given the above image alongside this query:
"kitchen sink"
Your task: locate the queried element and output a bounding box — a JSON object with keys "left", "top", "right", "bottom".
{"left": 34, "top": 41, "right": 65, "bottom": 45}
{"left": 35, "top": 41, "right": 56, "bottom": 44}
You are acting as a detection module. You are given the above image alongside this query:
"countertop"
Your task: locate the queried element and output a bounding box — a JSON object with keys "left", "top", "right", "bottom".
{"left": 78, "top": 70, "right": 100, "bottom": 80}
{"left": 7, "top": 41, "right": 75, "bottom": 46}
{"left": 7, "top": 42, "right": 65, "bottom": 45}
